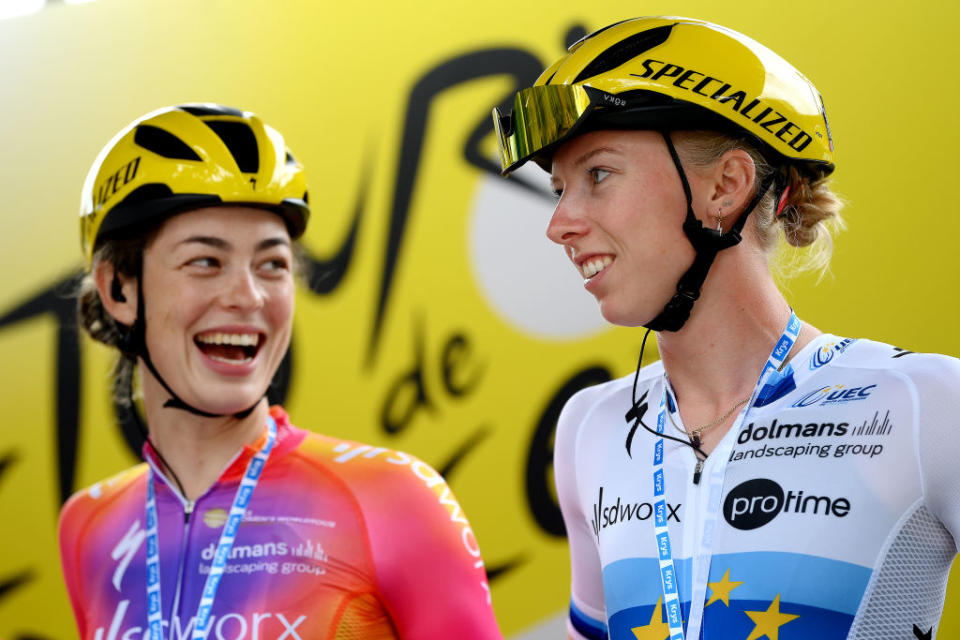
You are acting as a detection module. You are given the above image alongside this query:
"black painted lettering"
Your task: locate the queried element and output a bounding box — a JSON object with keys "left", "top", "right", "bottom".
{"left": 441, "top": 333, "right": 482, "bottom": 397}
{"left": 692, "top": 76, "right": 720, "bottom": 97}
{"left": 527, "top": 366, "right": 612, "bottom": 537}
{"left": 789, "top": 131, "right": 813, "bottom": 152}
{"left": 775, "top": 122, "right": 799, "bottom": 142}
{"left": 739, "top": 98, "right": 762, "bottom": 118}
{"left": 751, "top": 106, "right": 773, "bottom": 123}
{"left": 651, "top": 63, "right": 684, "bottom": 81}
{"left": 633, "top": 58, "right": 663, "bottom": 79}
{"left": 673, "top": 69, "right": 703, "bottom": 90}
{"left": 710, "top": 83, "right": 732, "bottom": 100}
{"left": 380, "top": 320, "right": 434, "bottom": 434}
{"left": 123, "top": 156, "right": 141, "bottom": 186}
{"left": 831, "top": 498, "right": 851, "bottom": 517}
{"left": 718, "top": 90, "right": 746, "bottom": 111}
{"left": 760, "top": 112, "right": 788, "bottom": 133}
{"left": 667, "top": 503, "right": 681, "bottom": 522}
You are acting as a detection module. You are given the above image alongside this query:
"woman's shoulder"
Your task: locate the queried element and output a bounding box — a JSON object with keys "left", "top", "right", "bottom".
{"left": 560, "top": 361, "right": 664, "bottom": 428}
{"left": 829, "top": 336, "right": 959, "bottom": 380}
{"left": 282, "top": 421, "right": 444, "bottom": 492}
{"left": 59, "top": 464, "right": 148, "bottom": 530}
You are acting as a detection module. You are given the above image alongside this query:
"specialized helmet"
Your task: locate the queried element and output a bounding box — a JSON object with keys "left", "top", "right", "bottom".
{"left": 494, "top": 16, "right": 833, "bottom": 177}
{"left": 80, "top": 103, "right": 309, "bottom": 266}
{"left": 494, "top": 17, "right": 835, "bottom": 332}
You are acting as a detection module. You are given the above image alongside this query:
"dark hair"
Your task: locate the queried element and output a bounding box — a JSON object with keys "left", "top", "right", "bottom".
{"left": 77, "top": 230, "right": 153, "bottom": 405}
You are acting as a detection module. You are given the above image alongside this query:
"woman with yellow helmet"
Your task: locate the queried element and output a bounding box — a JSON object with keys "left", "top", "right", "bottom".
{"left": 495, "top": 17, "right": 958, "bottom": 640}
{"left": 59, "top": 104, "right": 503, "bottom": 639}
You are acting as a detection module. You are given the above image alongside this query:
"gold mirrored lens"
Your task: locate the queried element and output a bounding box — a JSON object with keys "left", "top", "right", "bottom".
{"left": 494, "top": 84, "right": 594, "bottom": 174}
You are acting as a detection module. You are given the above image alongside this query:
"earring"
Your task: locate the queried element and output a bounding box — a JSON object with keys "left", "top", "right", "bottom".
{"left": 716, "top": 207, "right": 724, "bottom": 234}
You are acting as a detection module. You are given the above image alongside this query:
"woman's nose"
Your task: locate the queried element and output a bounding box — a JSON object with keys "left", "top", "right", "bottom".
{"left": 546, "top": 196, "right": 589, "bottom": 245}
{"left": 222, "top": 268, "right": 264, "bottom": 311}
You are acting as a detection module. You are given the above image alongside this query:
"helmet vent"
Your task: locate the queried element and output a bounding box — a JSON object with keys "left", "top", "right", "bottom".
{"left": 134, "top": 125, "right": 201, "bottom": 161}
{"left": 573, "top": 24, "right": 674, "bottom": 84}
{"left": 119, "top": 183, "right": 174, "bottom": 206}
{"left": 285, "top": 151, "right": 296, "bottom": 165}
{"left": 204, "top": 121, "right": 260, "bottom": 173}
{"left": 179, "top": 104, "right": 244, "bottom": 117}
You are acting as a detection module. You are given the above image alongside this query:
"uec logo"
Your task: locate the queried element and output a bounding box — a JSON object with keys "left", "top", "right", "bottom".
{"left": 791, "top": 384, "right": 876, "bottom": 408}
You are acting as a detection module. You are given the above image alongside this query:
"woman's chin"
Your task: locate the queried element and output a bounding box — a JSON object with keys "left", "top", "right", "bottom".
{"left": 598, "top": 302, "right": 650, "bottom": 328}
{"left": 184, "top": 388, "right": 267, "bottom": 417}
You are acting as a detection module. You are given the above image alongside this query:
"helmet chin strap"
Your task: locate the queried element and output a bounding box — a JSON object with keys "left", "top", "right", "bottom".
{"left": 116, "top": 275, "right": 262, "bottom": 420}
{"left": 644, "top": 131, "right": 779, "bottom": 332}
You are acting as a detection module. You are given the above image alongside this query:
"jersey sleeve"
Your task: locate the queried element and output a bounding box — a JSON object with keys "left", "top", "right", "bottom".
{"left": 358, "top": 452, "right": 503, "bottom": 639}
{"left": 555, "top": 387, "right": 608, "bottom": 640}
{"left": 58, "top": 491, "right": 91, "bottom": 637}
{"left": 912, "top": 353, "right": 960, "bottom": 551}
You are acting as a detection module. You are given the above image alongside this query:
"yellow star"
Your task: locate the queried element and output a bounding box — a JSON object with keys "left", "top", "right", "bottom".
{"left": 705, "top": 568, "right": 743, "bottom": 607}
{"left": 744, "top": 593, "right": 800, "bottom": 640}
{"left": 631, "top": 596, "right": 671, "bottom": 640}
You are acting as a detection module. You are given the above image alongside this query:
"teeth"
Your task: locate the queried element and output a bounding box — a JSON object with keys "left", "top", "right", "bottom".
{"left": 208, "top": 354, "right": 254, "bottom": 364}
{"left": 581, "top": 255, "right": 613, "bottom": 279}
{"left": 195, "top": 332, "right": 261, "bottom": 347}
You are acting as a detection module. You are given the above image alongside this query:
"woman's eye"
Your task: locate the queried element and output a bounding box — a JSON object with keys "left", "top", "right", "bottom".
{"left": 590, "top": 168, "right": 611, "bottom": 184}
{"left": 188, "top": 257, "right": 219, "bottom": 268}
{"left": 260, "top": 257, "right": 290, "bottom": 272}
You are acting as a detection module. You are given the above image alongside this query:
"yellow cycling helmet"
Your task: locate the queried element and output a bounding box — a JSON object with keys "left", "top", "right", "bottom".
{"left": 80, "top": 103, "right": 309, "bottom": 266}
{"left": 494, "top": 16, "right": 834, "bottom": 176}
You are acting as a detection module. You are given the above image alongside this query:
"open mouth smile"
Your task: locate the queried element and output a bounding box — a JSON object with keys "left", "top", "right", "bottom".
{"left": 194, "top": 331, "right": 264, "bottom": 364}
{"left": 579, "top": 255, "right": 613, "bottom": 282}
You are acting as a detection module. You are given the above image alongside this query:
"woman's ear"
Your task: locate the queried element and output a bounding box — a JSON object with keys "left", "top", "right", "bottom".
{"left": 706, "top": 148, "right": 757, "bottom": 228}
{"left": 93, "top": 260, "right": 138, "bottom": 326}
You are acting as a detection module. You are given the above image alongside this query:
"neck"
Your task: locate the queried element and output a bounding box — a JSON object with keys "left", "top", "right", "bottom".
{"left": 654, "top": 246, "right": 819, "bottom": 452}
{"left": 140, "top": 370, "right": 269, "bottom": 501}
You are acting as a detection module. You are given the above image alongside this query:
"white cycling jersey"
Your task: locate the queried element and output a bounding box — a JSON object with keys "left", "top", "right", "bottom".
{"left": 556, "top": 333, "right": 959, "bottom": 640}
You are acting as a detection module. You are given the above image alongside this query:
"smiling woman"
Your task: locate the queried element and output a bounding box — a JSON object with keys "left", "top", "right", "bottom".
{"left": 58, "top": 104, "right": 504, "bottom": 640}
{"left": 494, "top": 16, "right": 960, "bottom": 640}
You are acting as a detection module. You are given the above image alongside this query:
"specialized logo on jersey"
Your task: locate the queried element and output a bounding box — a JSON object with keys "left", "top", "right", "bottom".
{"left": 790, "top": 384, "right": 876, "bottom": 408}
{"left": 111, "top": 519, "right": 146, "bottom": 591}
{"left": 722, "top": 478, "right": 850, "bottom": 530}
{"left": 809, "top": 338, "right": 856, "bottom": 370}
{"left": 590, "top": 486, "right": 681, "bottom": 539}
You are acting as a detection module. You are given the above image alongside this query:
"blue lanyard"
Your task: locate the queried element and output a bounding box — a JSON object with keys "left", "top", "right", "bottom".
{"left": 651, "top": 312, "right": 801, "bottom": 639}
{"left": 145, "top": 416, "right": 277, "bottom": 640}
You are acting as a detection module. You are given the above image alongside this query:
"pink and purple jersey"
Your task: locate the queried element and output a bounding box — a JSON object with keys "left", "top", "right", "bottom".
{"left": 58, "top": 406, "right": 503, "bottom": 639}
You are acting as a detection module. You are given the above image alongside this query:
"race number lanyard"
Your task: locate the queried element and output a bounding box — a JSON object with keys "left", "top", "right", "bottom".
{"left": 145, "top": 416, "right": 277, "bottom": 640}
{"left": 651, "top": 312, "right": 801, "bottom": 640}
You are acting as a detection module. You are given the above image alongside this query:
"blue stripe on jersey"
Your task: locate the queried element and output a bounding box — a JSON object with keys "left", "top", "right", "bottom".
{"left": 569, "top": 599, "right": 608, "bottom": 640}
{"left": 601, "top": 552, "right": 870, "bottom": 623}
{"left": 708, "top": 552, "right": 870, "bottom": 613}
{"left": 603, "top": 557, "right": 691, "bottom": 613}
{"left": 608, "top": 598, "right": 855, "bottom": 639}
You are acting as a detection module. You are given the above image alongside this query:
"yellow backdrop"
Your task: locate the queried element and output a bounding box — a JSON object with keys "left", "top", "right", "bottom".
{"left": 0, "top": 1, "right": 957, "bottom": 638}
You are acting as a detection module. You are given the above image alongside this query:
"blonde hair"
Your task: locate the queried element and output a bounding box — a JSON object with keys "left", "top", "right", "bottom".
{"left": 675, "top": 131, "right": 844, "bottom": 277}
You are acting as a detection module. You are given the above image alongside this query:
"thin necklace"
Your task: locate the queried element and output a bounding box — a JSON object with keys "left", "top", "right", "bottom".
{"left": 667, "top": 395, "right": 750, "bottom": 449}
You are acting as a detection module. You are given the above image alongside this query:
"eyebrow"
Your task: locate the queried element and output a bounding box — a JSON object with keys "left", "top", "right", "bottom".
{"left": 177, "top": 236, "right": 291, "bottom": 251}
{"left": 573, "top": 146, "right": 624, "bottom": 167}
{"left": 551, "top": 146, "right": 625, "bottom": 189}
